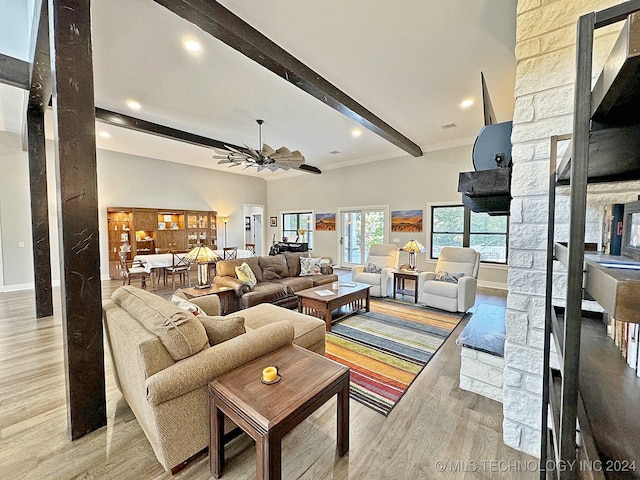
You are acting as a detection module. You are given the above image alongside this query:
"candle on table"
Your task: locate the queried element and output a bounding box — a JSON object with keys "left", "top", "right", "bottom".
{"left": 262, "top": 366, "right": 277, "bottom": 382}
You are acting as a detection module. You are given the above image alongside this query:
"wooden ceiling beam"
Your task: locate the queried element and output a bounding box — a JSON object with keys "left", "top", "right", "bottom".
{"left": 95, "top": 108, "right": 322, "bottom": 174}
{"left": 0, "top": 54, "right": 29, "bottom": 89}
{"left": 153, "top": 0, "right": 423, "bottom": 157}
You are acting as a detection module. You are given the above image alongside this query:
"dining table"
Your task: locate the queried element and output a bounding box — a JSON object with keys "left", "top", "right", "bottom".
{"left": 133, "top": 253, "right": 187, "bottom": 288}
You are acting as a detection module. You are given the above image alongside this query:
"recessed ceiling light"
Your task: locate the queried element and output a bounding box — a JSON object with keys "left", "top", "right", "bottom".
{"left": 460, "top": 99, "right": 474, "bottom": 109}
{"left": 184, "top": 39, "right": 202, "bottom": 53}
{"left": 351, "top": 128, "right": 362, "bottom": 137}
{"left": 126, "top": 100, "right": 141, "bottom": 111}
{"left": 99, "top": 131, "right": 111, "bottom": 139}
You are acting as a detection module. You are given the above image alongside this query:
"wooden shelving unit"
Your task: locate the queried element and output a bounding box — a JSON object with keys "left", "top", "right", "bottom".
{"left": 542, "top": 4, "right": 640, "bottom": 479}
{"left": 106, "top": 207, "right": 217, "bottom": 278}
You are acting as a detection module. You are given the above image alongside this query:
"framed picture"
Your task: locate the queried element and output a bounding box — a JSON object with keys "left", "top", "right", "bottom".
{"left": 391, "top": 209, "right": 423, "bottom": 232}
{"left": 120, "top": 233, "right": 129, "bottom": 242}
{"left": 163, "top": 214, "right": 172, "bottom": 222}
{"left": 270, "top": 216, "right": 277, "bottom": 227}
{"left": 245, "top": 216, "right": 251, "bottom": 231}
{"left": 315, "top": 213, "right": 336, "bottom": 231}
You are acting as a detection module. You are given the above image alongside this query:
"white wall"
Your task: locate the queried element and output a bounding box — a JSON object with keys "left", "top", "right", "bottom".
{"left": 267, "top": 145, "right": 508, "bottom": 288}
{"left": 0, "top": 131, "right": 267, "bottom": 288}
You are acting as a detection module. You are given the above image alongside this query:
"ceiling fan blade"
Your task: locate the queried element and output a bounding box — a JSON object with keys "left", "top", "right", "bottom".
{"left": 261, "top": 143, "right": 276, "bottom": 156}
{"left": 213, "top": 147, "right": 232, "bottom": 155}
{"left": 271, "top": 146, "right": 292, "bottom": 158}
{"left": 298, "top": 164, "right": 321, "bottom": 174}
{"left": 217, "top": 159, "right": 233, "bottom": 164}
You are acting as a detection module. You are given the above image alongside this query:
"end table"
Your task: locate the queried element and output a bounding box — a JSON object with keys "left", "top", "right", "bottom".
{"left": 392, "top": 270, "right": 420, "bottom": 303}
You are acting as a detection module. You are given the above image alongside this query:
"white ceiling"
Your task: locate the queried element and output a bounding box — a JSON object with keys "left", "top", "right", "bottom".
{"left": 0, "top": 0, "right": 517, "bottom": 179}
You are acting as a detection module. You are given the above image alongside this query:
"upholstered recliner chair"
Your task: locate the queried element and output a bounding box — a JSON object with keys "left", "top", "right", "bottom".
{"left": 417, "top": 247, "right": 480, "bottom": 312}
{"left": 350, "top": 244, "right": 399, "bottom": 297}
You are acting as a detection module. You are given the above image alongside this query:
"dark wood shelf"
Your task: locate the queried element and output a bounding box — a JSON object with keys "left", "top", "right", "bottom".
{"left": 591, "top": 12, "right": 640, "bottom": 125}
{"left": 553, "top": 243, "right": 640, "bottom": 324}
{"left": 579, "top": 316, "right": 640, "bottom": 479}
{"left": 556, "top": 13, "right": 640, "bottom": 185}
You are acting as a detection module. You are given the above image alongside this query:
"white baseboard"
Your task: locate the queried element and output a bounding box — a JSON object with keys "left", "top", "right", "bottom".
{"left": 478, "top": 280, "right": 507, "bottom": 291}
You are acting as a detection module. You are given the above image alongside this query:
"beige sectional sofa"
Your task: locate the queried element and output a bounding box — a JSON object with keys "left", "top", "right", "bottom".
{"left": 103, "top": 285, "right": 325, "bottom": 472}
{"left": 213, "top": 252, "right": 338, "bottom": 309}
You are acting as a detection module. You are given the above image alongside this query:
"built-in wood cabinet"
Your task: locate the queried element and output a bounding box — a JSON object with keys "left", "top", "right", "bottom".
{"left": 106, "top": 206, "right": 217, "bottom": 279}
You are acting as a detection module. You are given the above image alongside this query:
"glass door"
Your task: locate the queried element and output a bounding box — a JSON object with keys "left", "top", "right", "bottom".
{"left": 340, "top": 208, "right": 386, "bottom": 268}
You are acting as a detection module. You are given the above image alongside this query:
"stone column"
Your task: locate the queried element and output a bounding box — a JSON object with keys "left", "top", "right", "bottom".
{"left": 504, "top": 0, "right": 626, "bottom": 456}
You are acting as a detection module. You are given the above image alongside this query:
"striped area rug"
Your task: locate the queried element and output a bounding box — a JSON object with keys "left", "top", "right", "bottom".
{"left": 325, "top": 299, "right": 466, "bottom": 416}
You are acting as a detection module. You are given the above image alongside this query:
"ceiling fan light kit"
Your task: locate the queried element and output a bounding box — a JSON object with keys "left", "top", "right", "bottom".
{"left": 213, "top": 119, "right": 310, "bottom": 173}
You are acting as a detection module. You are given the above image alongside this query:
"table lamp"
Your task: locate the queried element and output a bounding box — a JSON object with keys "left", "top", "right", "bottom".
{"left": 399, "top": 240, "right": 426, "bottom": 271}
{"left": 185, "top": 245, "right": 219, "bottom": 289}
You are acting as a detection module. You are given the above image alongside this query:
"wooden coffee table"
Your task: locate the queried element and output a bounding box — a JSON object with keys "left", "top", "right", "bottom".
{"left": 208, "top": 345, "right": 349, "bottom": 479}
{"left": 296, "top": 282, "right": 371, "bottom": 331}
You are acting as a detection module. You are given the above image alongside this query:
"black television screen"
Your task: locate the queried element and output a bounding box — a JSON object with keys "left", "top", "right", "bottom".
{"left": 621, "top": 200, "right": 640, "bottom": 261}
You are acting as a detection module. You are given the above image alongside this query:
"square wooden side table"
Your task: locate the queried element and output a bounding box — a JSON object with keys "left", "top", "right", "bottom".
{"left": 393, "top": 270, "right": 420, "bottom": 303}
{"left": 208, "top": 345, "right": 350, "bottom": 479}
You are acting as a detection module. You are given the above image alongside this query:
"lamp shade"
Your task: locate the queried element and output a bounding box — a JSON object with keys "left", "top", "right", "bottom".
{"left": 184, "top": 245, "right": 219, "bottom": 263}
{"left": 400, "top": 240, "right": 426, "bottom": 253}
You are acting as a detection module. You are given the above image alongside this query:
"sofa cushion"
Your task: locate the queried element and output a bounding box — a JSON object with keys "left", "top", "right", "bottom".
{"left": 300, "top": 257, "right": 322, "bottom": 276}
{"left": 216, "top": 257, "right": 263, "bottom": 282}
{"left": 111, "top": 286, "right": 209, "bottom": 361}
{"left": 284, "top": 252, "right": 304, "bottom": 277}
{"left": 259, "top": 255, "right": 289, "bottom": 280}
{"left": 241, "top": 303, "right": 325, "bottom": 353}
{"left": 423, "top": 279, "right": 459, "bottom": 299}
{"left": 235, "top": 262, "right": 257, "bottom": 287}
{"left": 240, "top": 282, "right": 290, "bottom": 308}
{"left": 272, "top": 276, "right": 314, "bottom": 293}
{"left": 309, "top": 273, "right": 339, "bottom": 287}
{"left": 198, "top": 315, "right": 246, "bottom": 345}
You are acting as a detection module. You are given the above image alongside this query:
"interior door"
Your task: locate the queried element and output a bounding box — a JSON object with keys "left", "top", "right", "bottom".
{"left": 340, "top": 209, "right": 386, "bottom": 268}
{"left": 252, "top": 213, "right": 263, "bottom": 255}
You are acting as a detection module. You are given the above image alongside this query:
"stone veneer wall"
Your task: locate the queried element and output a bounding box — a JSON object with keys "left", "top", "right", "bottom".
{"left": 502, "top": 0, "right": 640, "bottom": 456}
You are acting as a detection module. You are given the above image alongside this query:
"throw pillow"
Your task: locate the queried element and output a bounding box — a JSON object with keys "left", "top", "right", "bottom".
{"left": 198, "top": 315, "right": 246, "bottom": 345}
{"left": 300, "top": 257, "right": 322, "bottom": 276}
{"left": 435, "top": 270, "right": 465, "bottom": 283}
{"left": 235, "top": 262, "right": 257, "bottom": 287}
{"left": 364, "top": 263, "right": 382, "bottom": 274}
{"left": 170, "top": 295, "right": 205, "bottom": 316}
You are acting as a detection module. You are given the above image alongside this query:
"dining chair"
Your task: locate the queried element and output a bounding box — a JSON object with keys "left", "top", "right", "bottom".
{"left": 245, "top": 243, "right": 256, "bottom": 255}
{"left": 118, "top": 251, "right": 150, "bottom": 288}
{"left": 223, "top": 247, "right": 238, "bottom": 260}
{"left": 165, "top": 252, "right": 191, "bottom": 289}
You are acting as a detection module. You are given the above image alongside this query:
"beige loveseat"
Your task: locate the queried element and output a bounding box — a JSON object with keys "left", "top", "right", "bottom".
{"left": 213, "top": 252, "right": 338, "bottom": 309}
{"left": 103, "top": 285, "right": 325, "bottom": 472}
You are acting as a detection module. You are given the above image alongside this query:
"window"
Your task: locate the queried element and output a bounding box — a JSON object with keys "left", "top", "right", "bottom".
{"left": 282, "top": 212, "right": 313, "bottom": 248}
{"left": 431, "top": 205, "right": 508, "bottom": 264}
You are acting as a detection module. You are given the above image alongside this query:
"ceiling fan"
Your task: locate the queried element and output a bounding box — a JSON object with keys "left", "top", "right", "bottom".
{"left": 212, "top": 119, "right": 320, "bottom": 174}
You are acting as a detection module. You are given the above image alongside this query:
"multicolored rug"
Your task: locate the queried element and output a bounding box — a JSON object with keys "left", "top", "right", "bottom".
{"left": 325, "top": 299, "right": 466, "bottom": 415}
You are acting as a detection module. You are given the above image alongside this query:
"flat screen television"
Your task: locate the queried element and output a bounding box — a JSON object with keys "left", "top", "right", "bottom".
{"left": 621, "top": 200, "right": 640, "bottom": 261}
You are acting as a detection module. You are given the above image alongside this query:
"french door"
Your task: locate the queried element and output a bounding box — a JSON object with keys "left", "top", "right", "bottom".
{"left": 339, "top": 207, "right": 387, "bottom": 268}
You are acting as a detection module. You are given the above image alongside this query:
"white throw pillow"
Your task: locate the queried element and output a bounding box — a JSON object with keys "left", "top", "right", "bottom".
{"left": 170, "top": 295, "right": 205, "bottom": 316}
{"left": 300, "top": 257, "right": 322, "bottom": 276}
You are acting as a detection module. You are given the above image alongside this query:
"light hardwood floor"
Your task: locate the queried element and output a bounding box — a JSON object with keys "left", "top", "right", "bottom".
{"left": 0, "top": 275, "right": 537, "bottom": 479}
